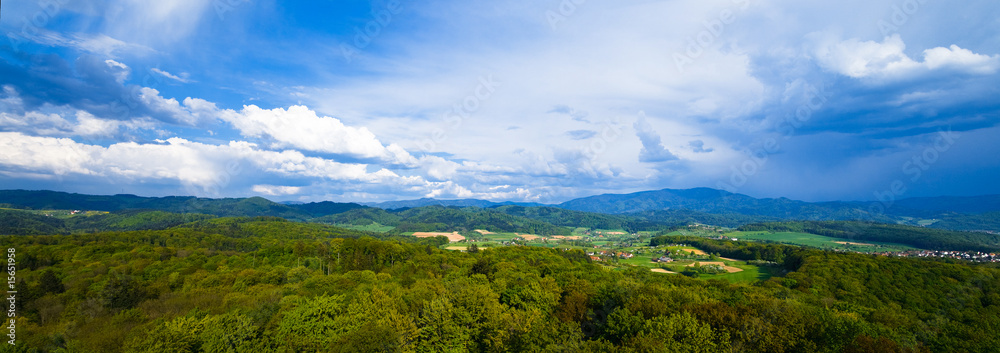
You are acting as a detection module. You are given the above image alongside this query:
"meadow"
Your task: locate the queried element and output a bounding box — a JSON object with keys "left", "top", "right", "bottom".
{"left": 723, "top": 231, "right": 919, "bottom": 252}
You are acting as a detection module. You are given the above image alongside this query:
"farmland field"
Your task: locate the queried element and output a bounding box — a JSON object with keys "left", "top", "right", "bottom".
{"left": 333, "top": 223, "right": 395, "bottom": 232}
{"left": 723, "top": 231, "right": 920, "bottom": 252}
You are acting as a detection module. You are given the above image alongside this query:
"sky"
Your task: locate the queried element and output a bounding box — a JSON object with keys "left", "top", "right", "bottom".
{"left": 0, "top": 0, "right": 998, "bottom": 204}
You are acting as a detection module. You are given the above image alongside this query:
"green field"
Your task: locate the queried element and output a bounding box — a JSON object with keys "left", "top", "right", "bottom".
{"left": 1, "top": 208, "right": 109, "bottom": 218}
{"left": 723, "top": 231, "right": 919, "bottom": 252}
{"left": 614, "top": 245, "right": 778, "bottom": 283}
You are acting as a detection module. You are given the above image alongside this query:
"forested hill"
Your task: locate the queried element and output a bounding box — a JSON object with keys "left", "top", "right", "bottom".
{"left": 0, "top": 209, "right": 216, "bottom": 235}
{"left": 556, "top": 188, "right": 892, "bottom": 221}
{"left": 738, "top": 220, "right": 1000, "bottom": 252}
{"left": 0, "top": 190, "right": 364, "bottom": 221}
{"left": 359, "top": 189, "right": 1000, "bottom": 232}
{"left": 317, "top": 205, "right": 575, "bottom": 235}
{"left": 5, "top": 189, "right": 1000, "bottom": 233}
{"left": 7, "top": 217, "right": 1000, "bottom": 351}
{"left": 363, "top": 198, "right": 543, "bottom": 209}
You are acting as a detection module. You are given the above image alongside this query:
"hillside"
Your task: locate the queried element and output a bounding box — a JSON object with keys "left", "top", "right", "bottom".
{"left": 737, "top": 220, "right": 1000, "bottom": 252}
{"left": 0, "top": 208, "right": 216, "bottom": 235}
{"left": 556, "top": 188, "right": 892, "bottom": 222}
{"left": 6, "top": 216, "right": 1000, "bottom": 352}
{"left": 0, "top": 190, "right": 365, "bottom": 221}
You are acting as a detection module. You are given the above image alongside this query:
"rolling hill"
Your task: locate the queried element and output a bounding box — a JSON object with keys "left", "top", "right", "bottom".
{"left": 0, "top": 190, "right": 365, "bottom": 221}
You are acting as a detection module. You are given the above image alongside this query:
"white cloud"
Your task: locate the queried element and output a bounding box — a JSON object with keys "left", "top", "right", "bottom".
{"left": 923, "top": 45, "right": 1000, "bottom": 74}
{"left": 0, "top": 88, "right": 154, "bottom": 138}
{"left": 0, "top": 132, "right": 407, "bottom": 190}
{"left": 0, "top": 131, "right": 556, "bottom": 201}
{"left": 151, "top": 68, "right": 193, "bottom": 83}
{"left": 225, "top": 105, "right": 418, "bottom": 165}
{"left": 30, "top": 31, "right": 153, "bottom": 58}
{"left": 252, "top": 185, "right": 302, "bottom": 196}
{"left": 813, "top": 34, "right": 1000, "bottom": 81}
{"left": 0, "top": 133, "right": 99, "bottom": 176}
{"left": 104, "top": 60, "right": 131, "bottom": 83}
{"left": 138, "top": 87, "right": 220, "bottom": 126}
{"left": 633, "top": 112, "right": 678, "bottom": 163}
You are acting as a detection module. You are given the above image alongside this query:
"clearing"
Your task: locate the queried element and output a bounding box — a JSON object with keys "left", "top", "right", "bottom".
{"left": 550, "top": 235, "right": 582, "bottom": 240}
{"left": 474, "top": 229, "right": 496, "bottom": 235}
{"left": 689, "top": 262, "right": 743, "bottom": 273}
{"left": 413, "top": 232, "right": 466, "bottom": 242}
{"left": 650, "top": 268, "right": 676, "bottom": 274}
{"left": 724, "top": 231, "right": 919, "bottom": 253}
{"left": 515, "top": 233, "right": 543, "bottom": 241}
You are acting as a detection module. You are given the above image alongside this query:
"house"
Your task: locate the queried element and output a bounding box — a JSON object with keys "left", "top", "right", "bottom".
{"left": 653, "top": 256, "right": 673, "bottom": 263}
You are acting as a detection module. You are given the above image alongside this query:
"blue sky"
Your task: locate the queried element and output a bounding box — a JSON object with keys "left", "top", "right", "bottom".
{"left": 0, "top": 0, "right": 998, "bottom": 203}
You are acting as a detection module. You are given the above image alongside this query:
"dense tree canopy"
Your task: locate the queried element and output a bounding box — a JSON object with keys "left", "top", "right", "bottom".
{"left": 1, "top": 216, "right": 998, "bottom": 352}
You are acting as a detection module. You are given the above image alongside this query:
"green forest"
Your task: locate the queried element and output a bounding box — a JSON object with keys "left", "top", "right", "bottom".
{"left": 2, "top": 214, "right": 999, "bottom": 352}
{"left": 737, "top": 221, "right": 1000, "bottom": 252}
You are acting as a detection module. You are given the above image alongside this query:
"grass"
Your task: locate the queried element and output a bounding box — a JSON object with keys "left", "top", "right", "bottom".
{"left": 719, "top": 231, "right": 920, "bottom": 253}
{"left": 618, "top": 255, "right": 778, "bottom": 283}
{"left": 1, "top": 208, "right": 110, "bottom": 218}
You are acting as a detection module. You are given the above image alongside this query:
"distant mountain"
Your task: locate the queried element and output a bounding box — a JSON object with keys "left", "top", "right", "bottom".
{"left": 0, "top": 208, "right": 215, "bottom": 235}
{"left": 555, "top": 188, "right": 891, "bottom": 222}
{"left": 5, "top": 188, "right": 1000, "bottom": 232}
{"left": 364, "top": 198, "right": 543, "bottom": 210}
{"left": 291, "top": 201, "right": 366, "bottom": 217}
{"left": 0, "top": 190, "right": 365, "bottom": 221}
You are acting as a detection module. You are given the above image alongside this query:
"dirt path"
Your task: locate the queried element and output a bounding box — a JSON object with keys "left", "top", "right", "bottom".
{"left": 650, "top": 268, "right": 677, "bottom": 274}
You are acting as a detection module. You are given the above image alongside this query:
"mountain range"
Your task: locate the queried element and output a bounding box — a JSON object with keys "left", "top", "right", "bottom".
{"left": 2, "top": 188, "right": 1000, "bottom": 231}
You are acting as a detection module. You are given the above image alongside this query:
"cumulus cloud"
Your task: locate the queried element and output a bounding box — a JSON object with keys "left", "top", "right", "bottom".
{"left": 0, "top": 87, "right": 155, "bottom": 138}
{"left": 633, "top": 113, "right": 678, "bottom": 163}
{"left": 138, "top": 88, "right": 220, "bottom": 126}
{"left": 0, "top": 132, "right": 405, "bottom": 190}
{"left": 252, "top": 185, "right": 302, "bottom": 196}
{"left": 225, "top": 105, "right": 418, "bottom": 166}
{"left": 813, "top": 34, "right": 1000, "bottom": 81}
{"left": 104, "top": 60, "right": 131, "bottom": 83}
